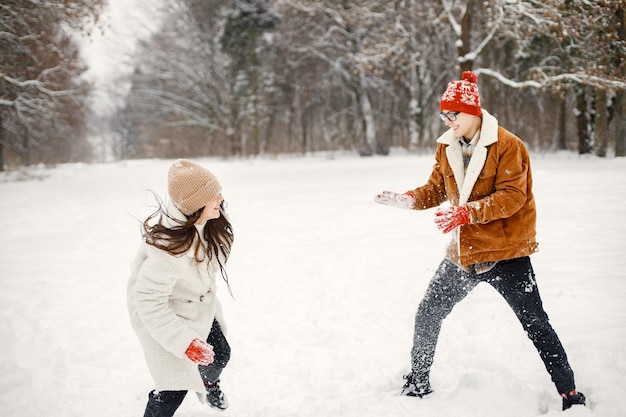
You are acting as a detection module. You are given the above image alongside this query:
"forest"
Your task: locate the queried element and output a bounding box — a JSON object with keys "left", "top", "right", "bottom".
{"left": 1, "top": 0, "right": 625, "bottom": 170}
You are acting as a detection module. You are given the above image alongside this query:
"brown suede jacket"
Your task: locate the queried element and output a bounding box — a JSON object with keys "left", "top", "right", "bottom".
{"left": 407, "top": 109, "right": 538, "bottom": 267}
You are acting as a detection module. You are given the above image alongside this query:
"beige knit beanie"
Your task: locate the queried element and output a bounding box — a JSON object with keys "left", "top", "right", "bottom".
{"left": 167, "top": 159, "right": 222, "bottom": 215}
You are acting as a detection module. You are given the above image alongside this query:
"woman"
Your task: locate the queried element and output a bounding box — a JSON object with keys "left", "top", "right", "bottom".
{"left": 128, "top": 159, "right": 234, "bottom": 416}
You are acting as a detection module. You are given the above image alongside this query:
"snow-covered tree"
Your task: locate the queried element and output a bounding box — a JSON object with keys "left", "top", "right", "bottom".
{"left": 115, "top": 0, "right": 624, "bottom": 159}
{"left": 220, "top": 0, "right": 279, "bottom": 155}
{"left": 121, "top": 1, "right": 232, "bottom": 158}
{"left": 0, "top": 0, "right": 106, "bottom": 169}
{"left": 277, "top": 0, "right": 396, "bottom": 155}
{"left": 475, "top": 0, "right": 626, "bottom": 154}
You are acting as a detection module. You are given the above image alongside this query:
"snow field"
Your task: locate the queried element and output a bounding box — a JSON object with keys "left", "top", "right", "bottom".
{"left": 0, "top": 152, "right": 624, "bottom": 416}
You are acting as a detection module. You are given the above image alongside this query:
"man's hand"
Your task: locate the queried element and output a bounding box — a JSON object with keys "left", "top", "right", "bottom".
{"left": 374, "top": 191, "right": 415, "bottom": 210}
{"left": 434, "top": 205, "right": 472, "bottom": 233}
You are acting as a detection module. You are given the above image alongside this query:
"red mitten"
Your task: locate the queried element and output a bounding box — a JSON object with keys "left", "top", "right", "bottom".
{"left": 434, "top": 205, "right": 472, "bottom": 234}
{"left": 185, "top": 338, "right": 215, "bottom": 365}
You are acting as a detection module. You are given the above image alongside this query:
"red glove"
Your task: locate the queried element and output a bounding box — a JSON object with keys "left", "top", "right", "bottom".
{"left": 185, "top": 338, "right": 215, "bottom": 365}
{"left": 434, "top": 205, "right": 472, "bottom": 233}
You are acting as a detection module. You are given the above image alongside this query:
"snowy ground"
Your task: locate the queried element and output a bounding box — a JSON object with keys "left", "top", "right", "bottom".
{"left": 1, "top": 151, "right": 624, "bottom": 417}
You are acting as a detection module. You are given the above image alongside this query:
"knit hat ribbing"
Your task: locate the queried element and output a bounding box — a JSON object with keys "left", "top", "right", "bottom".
{"left": 167, "top": 159, "right": 222, "bottom": 216}
{"left": 440, "top": 71, "right": 482, "bottom": 117}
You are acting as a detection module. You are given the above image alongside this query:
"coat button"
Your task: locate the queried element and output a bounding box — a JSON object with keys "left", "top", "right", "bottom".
{"left": 199, "top": 295, "right": 205, "bottom": 302}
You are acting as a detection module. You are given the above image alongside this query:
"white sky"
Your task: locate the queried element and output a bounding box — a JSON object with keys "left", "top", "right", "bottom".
{"left": 79, "top": 0, "right": 161, "bottom": 87}
{"left": 75, "top": 0, "right": 163, "bottom": 116}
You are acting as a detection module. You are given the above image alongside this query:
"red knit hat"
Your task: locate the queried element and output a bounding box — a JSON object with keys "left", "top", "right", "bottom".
{"left": 440, "top": 71, "right": 482, "bottom": 117}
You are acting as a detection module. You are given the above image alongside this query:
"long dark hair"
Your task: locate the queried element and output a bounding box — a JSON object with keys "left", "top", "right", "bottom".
{"left": 141, "top": 192, "right": 234, "bottom": 291}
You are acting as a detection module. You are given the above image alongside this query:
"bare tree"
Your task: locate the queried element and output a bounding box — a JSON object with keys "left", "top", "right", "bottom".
{"left": 114, "top": 0, "right": 624, "bottom": 159}
{"left": 277, "top": 0, "right": 396, "bottom": 155}
{"left": 0, "top": 0, "right": 106, "bottom": 170}
{"left": 122, "top": 1, "right": 233, "bottom": 158}
{"left": 474, "top": 0, "right": 626, "bottom": 154}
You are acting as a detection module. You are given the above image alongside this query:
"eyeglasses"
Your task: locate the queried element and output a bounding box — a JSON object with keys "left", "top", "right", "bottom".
{"left": 439, "top": 111, "right": 460, "bottom": 122}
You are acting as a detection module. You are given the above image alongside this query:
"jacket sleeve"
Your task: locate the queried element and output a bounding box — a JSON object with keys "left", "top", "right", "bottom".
{"left": 467, "top": 135, "right": 530, "bottom": 224}
{"left": 132, "top": 249, "right": 198, "bottom": 358}
{"left": 406, "top": 145, "right": 448, "bottom": 209}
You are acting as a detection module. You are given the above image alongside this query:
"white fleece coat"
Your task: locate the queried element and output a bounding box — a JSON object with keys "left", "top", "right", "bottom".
{"left": 127, "top": 206, "right": 226, "bottom": 393}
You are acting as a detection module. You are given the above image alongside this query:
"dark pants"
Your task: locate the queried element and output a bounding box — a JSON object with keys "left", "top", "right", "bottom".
{"left": 410, "top": 256, "right": 576, "bottom": 394}
{"left": 143, "top": 320, "right": 231, "bottom": 417}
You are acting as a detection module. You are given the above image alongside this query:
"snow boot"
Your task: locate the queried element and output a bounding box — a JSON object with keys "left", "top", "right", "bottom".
{"left": 561, "top": 390, "right": 586, "bottom": 410}
{"left": 205, "top": 380, "right": 229, "bottom": 411}
{"left": 401, "top": 372, "right": 433, "bottom": 398}
{"left": 144, "top": 390, "right": 186, "bottom": 417}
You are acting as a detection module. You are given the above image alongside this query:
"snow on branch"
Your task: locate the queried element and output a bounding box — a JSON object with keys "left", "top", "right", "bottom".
{"left": 442, "top": 0, "right": 462, "bottom": 37}
{"left": 473, "top": 68, "right": 542, "bottom": 88}
{"left": 1, "top": 73, "right": 81, "bottom": 97}
{"left": 475, "top": 68, "right": 626, "bottom": 91}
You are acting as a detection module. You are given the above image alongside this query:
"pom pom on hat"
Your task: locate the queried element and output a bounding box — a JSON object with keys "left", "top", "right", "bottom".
{"left": 440, "top": 71, "right": 482, "bottom": 117}
{"left": 167, "top": 159, "right": 222, "bottom": 216}
{"left": 461, "top": 71, "right": 478, "bottom": 84}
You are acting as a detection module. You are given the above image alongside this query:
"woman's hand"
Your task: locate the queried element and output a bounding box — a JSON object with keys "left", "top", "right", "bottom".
{"left": 185, "top": 338, "right": 215, "bottom": 365}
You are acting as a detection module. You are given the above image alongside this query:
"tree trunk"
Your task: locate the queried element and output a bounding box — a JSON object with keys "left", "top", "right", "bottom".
{"left": 408, "top": 62, "right": 420, "bottom": 149}
{"left": 0, "top": 113, "right": 4, "bottom": 171}
{"left": 615, "top": 5, "right": 626, "bottom": 157}
{"left": 300, "top": 104, "right": 308, "bottom": 154}
{"left": 594, "top": 87, "right": 608, "bottom": 157}
{"left": 558, "top": 94, "right": 567, "bottom": 150}
{"left": 615, "top": 90, "right": 626, "bottom": 157}
{"left": 229, "top": 81, "right": 242, "bottom": 156}
{"left": 575, "top": 87, "right": 592, "bottom": 154}
{"left": 250, "top": 48, "right": 261, "bottom": 156}
{"left": 457, "top": 0, "right": 473, "bottom": 73}
{"left": 358, "top": 66, "right": 377, "bottom": 156}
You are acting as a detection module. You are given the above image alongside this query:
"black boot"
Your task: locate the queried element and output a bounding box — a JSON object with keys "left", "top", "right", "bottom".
{"left": 561, "top": 390, "right": 586, "bottom": 410}
{"left": 205, "top": 380, "right": 229, "bottom": 411}
{"left": 401, "top": 372, "right": 433, "bottom": 398}
{"left": 143, "top": 390, "right": 187, "bottom": 417}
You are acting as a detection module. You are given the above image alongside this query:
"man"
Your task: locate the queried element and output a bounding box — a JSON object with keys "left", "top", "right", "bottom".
{"left": 374, "top": 71, "right": 586, "bottom": 411}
